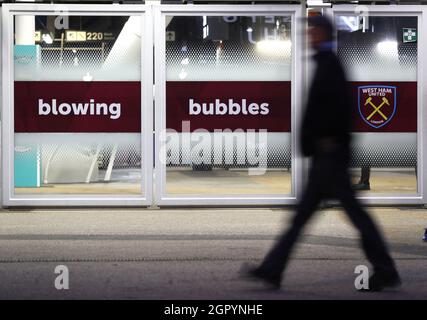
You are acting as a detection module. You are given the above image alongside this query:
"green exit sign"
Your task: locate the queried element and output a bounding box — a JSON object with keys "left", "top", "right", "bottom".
{"left": 403, "top": 28, "right": 417, "bottom": 43}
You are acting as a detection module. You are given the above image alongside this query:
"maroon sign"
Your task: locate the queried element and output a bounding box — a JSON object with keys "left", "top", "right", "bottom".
{"left": 166, "top": 81, "right": 291, "bottom": 132}
{"left": 15, "top": 81, "right": 141, "bottom": 133}
{"left": 350, "top": 81, "right": 417, "bottom": 132}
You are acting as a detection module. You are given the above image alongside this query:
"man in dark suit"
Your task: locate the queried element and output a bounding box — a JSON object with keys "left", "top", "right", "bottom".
{"left": 243, "top": 16, "right": 400, "bottom": 292}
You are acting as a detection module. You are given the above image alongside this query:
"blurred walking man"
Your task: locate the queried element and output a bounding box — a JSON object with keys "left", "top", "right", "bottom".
{"left": 243, "top": 16, "right": 401, "bottom": 292}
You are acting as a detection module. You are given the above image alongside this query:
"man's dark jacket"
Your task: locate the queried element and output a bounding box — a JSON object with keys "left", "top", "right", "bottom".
{"left": 301, "top": 49, "right": 352, "bottom": 157}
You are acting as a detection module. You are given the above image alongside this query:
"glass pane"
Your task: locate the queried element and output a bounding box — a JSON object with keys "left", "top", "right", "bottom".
{"left": 336, "top": 15, "right": 418, "bottom": 195}
{"left": 164, "top": 15, "right": 293, "bottom": 196}
{"left": 14, "top": 15, "right": 143, "bottom": 195}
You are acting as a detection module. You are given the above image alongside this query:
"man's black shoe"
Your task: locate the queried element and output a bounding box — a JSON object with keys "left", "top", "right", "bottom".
{"left": 240, "top": 263, "right": 281, "bottom": 290}
{"left": 352, "top": 182, "right": 370, "bottom": 191}
{"left": 358, "top": 271, "right": 401, "bottom": 292}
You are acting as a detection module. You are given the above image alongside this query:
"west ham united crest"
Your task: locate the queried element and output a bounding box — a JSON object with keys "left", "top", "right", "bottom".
{"left": 358, "top": 85, "right": 397, "bottom": 129}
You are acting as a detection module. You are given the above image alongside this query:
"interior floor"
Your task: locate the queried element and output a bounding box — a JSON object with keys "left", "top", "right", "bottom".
{"left": 14, "top": 168, "right": 417, "bottom": 196}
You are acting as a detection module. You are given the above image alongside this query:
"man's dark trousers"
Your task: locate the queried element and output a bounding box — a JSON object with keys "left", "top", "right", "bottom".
{"left": 258, "top": 145, "right": 396, "bottom": 277}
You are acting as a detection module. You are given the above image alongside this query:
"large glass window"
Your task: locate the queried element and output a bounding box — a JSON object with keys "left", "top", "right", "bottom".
{"left": 163, "top": 15, "right": 294, "bottom": 197}
{"left": 13, "top": 15, "right": 144, "bottom": 195}
{"left": 336, "top": 15, "right": 418, "bottom": 195}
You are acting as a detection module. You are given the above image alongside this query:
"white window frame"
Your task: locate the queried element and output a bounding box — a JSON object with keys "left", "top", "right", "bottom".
{"left": 1, "top": 4, "right": 153, "bottom": 206}
{"left": 154, "top": 4, "right": 304, "bottom": 206}
{"left": 326, "top": 4, "right": 427, "bottom": 205}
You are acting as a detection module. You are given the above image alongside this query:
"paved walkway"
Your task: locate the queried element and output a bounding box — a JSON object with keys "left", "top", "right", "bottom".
{"left": 0, "top": 207, "right": 425, "bottom": 299}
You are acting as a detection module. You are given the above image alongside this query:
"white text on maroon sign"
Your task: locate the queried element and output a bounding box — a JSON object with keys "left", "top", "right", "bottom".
{"left": 189, "top": 99, "right": 270, "bottom": 116}
{"left": 38, "top": 99, "right": 121, "bottom": 119}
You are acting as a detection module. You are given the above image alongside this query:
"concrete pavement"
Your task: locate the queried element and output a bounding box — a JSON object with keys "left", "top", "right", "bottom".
{"left": 0, "top": 207, "right": 426, "bottom": 299}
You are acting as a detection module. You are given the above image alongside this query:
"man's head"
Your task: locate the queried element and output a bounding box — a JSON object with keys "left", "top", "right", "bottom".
{"left": 307, "top": 15, "right": 334, "bottom": 51}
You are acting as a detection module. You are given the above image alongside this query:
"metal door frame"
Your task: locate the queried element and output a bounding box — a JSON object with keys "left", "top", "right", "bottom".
{"left": 1, "top": 3, "right": 153, "bottom": 206}
{"left": 3, "top": 3, "right": 423, "bottom": 207}
{"left": 326, "top": 5, "right": 427, "bottom": 205}
{"left": 154, "top": 4, "right": 304, "bottom": 206}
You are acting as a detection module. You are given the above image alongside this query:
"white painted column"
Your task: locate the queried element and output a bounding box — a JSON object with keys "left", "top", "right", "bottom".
{"left": 14, "top": 0, "right": 36, "bottom": 45}
{"left": 15, "top": 16, "right": 35, "bottom": 45}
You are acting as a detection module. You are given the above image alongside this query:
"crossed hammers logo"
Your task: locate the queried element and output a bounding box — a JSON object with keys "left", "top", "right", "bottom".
{"left": 364, "top": 96, "right": 390, "bottom": 121}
